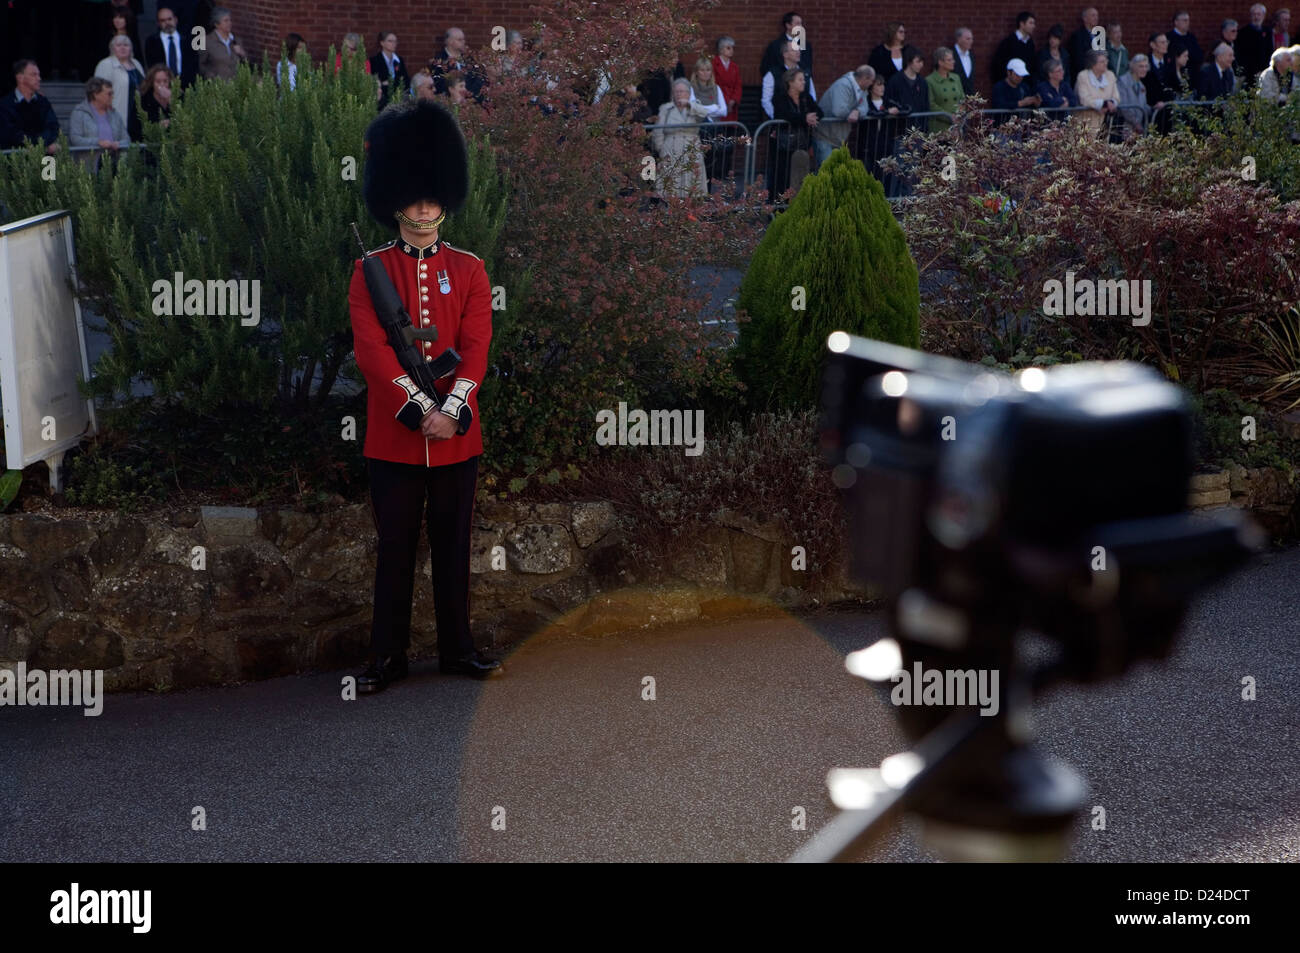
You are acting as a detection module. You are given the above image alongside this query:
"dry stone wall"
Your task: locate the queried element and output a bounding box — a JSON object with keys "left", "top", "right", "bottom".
{"left": 1, "top": 468, "right": 1294, "bottom": 691}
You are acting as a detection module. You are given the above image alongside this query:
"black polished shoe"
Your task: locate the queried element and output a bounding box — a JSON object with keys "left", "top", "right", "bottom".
{"left": 357, "top": 653, "right": 409, "bottom": 694}
{"left": 439, "top": 652, "right": 502, "bottom": 679}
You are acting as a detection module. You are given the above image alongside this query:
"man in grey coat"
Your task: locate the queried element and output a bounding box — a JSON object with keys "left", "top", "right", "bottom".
{"left": 1116, "top": 55, "right": 1153, "bottom": 135}
{"left": 813, "top": 65, "right": 874, "bottom": 167}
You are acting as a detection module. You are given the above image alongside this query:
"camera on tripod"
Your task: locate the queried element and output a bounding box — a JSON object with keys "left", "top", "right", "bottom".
{"left": 794, "top": 334, "right": 1260, "bottom": 862}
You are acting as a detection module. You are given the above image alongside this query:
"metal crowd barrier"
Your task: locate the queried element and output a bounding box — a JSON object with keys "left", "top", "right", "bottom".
{"left": 750, "top": 112, "right": 966, "bottom": 198}
{"left": 1164, "top": 98, "right": 1230, "bottom": 109}
{"left": 6, "top": 95, "right": 1252, "bottom": 196}
{"left": 0, "top": 142, "right": 150, "bottom": 156}
{"left": 970, "top": 104, "right": 1092, "bottom": 115}
{"left": 1116, "top": 103, "right": 1153, "bottom": 132}
{"left": 963, "top": 104, "right": 1099, "bottom": 141}
{"left": 743, "top": 106, "right": 1126, "bottom": 197}
{"left": 632, "top": 98, "right": 1238, "bottom": 199}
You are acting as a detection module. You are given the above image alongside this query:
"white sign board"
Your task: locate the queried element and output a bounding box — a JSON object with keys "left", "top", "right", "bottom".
{"left": 0, "top": 210, "right": 98, "bottom": 490}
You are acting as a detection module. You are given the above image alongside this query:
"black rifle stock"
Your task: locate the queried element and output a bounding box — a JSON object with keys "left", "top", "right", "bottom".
{"left": 352, "top": 223, "right": 461, "bottom": 428}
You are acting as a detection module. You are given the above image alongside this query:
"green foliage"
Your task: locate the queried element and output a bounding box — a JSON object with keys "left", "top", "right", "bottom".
{"left": 64, "top": 444, "right": 167, "bottom": 512}
{"left": 0, "top": 469, "right": 20, "bottom": 511}
{"left": 440, "top": 135, "right": 510, "bottom": 259}
{"left": 1252, "top": 307, "right": 1300, "bottom": 411}
{"left": 1166, "top": 88, "right": 1300, "bottom": 201}
{"left": 0, "top": 52, "right": 380, "bottom": 420}
{"left": 976, "top": 345, "right": 1084, "bottom": 373}
{"left": 1189, "top": 388, "right": 1299, "bottom": 473}
{"left": 56, "top": 396, "right": 369, "bottom": 508}
{"left": 734, "top": 147, "right": 920, "bottom": 409}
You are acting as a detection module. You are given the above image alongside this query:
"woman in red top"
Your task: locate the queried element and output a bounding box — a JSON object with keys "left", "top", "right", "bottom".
{"left": 335, "top": 32, "right": 373, "bottom": 74}
{"left": 712, "top": 35, "right": 742, "bottom": 123}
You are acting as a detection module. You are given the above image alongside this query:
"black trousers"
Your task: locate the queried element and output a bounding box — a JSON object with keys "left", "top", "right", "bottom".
{"left": 366, "top": 454, "right": 479, "bottom": 661}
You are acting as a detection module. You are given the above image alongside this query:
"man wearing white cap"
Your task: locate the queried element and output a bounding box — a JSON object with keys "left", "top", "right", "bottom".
{"left": 992, "top": 57, "right": 1042, "bottom": 119}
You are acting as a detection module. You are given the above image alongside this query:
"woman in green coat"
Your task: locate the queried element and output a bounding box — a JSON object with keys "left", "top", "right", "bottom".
{"left": 925, "top": 47, "right": 965, "bottom": 133}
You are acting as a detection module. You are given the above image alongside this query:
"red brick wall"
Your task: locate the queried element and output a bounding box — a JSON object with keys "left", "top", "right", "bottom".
{"left": 224, "top": 2, "right": 1236, "bottom": 98}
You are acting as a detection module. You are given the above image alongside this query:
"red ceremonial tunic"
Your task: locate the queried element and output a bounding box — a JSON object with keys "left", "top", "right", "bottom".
{"left": 349, "top": 236, "right": 491, "bottom": 467}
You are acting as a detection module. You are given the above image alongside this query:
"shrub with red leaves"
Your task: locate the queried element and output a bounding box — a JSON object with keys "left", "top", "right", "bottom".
{"left": 453, "top": 0, "right": 769, "bottom": 484}
{"left": 896, "top": 110, "right": 1300, "bottom": 390}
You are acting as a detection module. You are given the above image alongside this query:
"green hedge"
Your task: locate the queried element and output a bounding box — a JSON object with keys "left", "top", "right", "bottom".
{"left": 0, "top": 53, "right": 521, "bottom": 503}
{"left": 735, "top": 147, "right": 920, "bottom": 409}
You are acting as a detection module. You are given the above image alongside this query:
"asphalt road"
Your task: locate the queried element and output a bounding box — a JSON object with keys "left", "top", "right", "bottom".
{"left": 1, "top": 545, "right": 1296, "bottom": 863}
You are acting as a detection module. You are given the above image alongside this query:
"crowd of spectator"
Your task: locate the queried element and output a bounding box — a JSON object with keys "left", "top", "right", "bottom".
{"left": 633, "top": 6, "right": 1299, "bottom": 200}
{"left": 732, "top": 6, "right": 1300, "bottom": 199}
{"left": 2, "top": 5, "right": 1299, "bottom": 200}
{"left": 0, "top": 7, "right": 506, "bottom": 169}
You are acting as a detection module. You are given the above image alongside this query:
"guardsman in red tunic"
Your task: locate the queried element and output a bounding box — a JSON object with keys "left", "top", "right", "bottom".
{"left": 350, "top": 99, "right": 501, "bottom": 692}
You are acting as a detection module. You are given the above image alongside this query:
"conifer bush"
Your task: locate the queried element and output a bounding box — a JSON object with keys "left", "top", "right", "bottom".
{"left": 733, "top": 147, "right": 920, "bottom": 409}
{"left": 0, "top": 53, "right": 384, "bottom": 417}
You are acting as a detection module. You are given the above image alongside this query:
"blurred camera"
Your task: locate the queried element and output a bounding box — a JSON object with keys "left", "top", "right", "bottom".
{"left": 804, "top": 334, "right": 1259, "bottom": 860}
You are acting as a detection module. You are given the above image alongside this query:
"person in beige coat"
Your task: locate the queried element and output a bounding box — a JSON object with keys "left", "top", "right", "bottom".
{"left": 1257, "top": 47, "right": 1294, "bottom": 103}
{"left": 93, "top": 36, "right": 144, "bottom": 132}
{"left": 650, "top": 78, "right": 709, "bottom": 198}
{"left": 199, "top": 8, "right": 250, "bottom": 81}
{"left": 1074, "top": 50, "right": 1119, "bottom": 136}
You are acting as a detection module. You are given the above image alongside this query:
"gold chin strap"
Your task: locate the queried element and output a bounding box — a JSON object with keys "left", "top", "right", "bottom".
{"left": 394, "top": 209, "right": 446, "bottom": 231}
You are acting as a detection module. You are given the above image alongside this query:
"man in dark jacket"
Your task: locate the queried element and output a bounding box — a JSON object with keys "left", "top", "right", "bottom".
{"left": 1141, "top": 36, "right": 1179, "bottom": 132}
{"left": 1170, "top": 10, "right": 1205, "bottom": 76}
{"left": 429, "top": 26, "right": 484, "bottom": 100}
{"left": 885, "top": 47, "right": 930, "bottom": 132}
{"left": 1067, "top": 8, "right": 1101, "bottom": 76}
{"left": 760, "top": 10, "right": 812, "bottom": 80}
{"left": 991, "top": 57, "right": 1042, "bottom": 122}
{"left": 1236, "top": 4, "right": 1273, "bottom": 84}
{"left": 1148, "top": 31, "right": 1175, "bottom": 82}
{"left": 144, "top": 7, "right": 198, "bottom": 88}
{"left": 992, "top": 11, "right": 1037, "bottom": 82}
{"left": 881, "top": 47, "right": 929, "bottom": 198}
{"left": 954, "top": 27, "right": 977, "bottom": 94}
{"left": 0, "top": 60, "right": 61, "bottom": 153}
{"left": 1198, "top": 42, "right": 1238, "bottom": 98}
{"left": 1148, "top": 31, "right": 1183, "bottom": 133}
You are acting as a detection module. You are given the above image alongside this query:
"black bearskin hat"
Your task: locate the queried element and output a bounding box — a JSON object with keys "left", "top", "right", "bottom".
{"left": 363, "top": 99, "right": 469, "bottom": 231}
